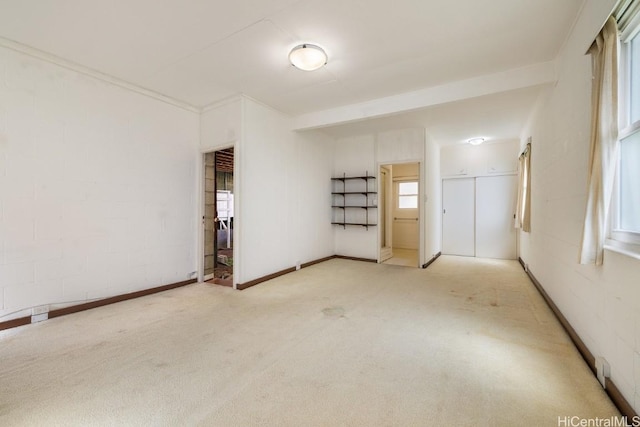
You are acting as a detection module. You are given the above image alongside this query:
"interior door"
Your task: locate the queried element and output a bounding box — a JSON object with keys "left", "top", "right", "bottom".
{"left": 476, "top": 175, "right": 517, "bottom": 259}
{"left": 442, "top": 178, "right": 475, "bottom": 256}
{"left": 379, "top": 166, "right": 393, "bottom": 262}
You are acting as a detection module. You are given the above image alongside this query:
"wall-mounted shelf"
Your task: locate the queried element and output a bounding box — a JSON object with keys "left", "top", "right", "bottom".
{"left": 332, "top": 192, "right": 377, "bottom": 195}
{"left": 331, "top": 205, "right": 379, "bottom": 208}
{"left": 331, "top": 173, "right": 377, "bottom": 229}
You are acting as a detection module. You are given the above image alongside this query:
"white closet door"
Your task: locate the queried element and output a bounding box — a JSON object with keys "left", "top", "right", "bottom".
{"left": 476, "top": 175, "right": 517, "bottom": 259}
{"left": 442, "top": 178, "right": 475, "bottom": 256}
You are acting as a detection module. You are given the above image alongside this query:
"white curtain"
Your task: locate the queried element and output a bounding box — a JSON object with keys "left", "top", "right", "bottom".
{"left": 515, "top": 143, "right": 531, "bottom": 232}
{"left": 579, "top": 16, "right": 619, "bottom": 265}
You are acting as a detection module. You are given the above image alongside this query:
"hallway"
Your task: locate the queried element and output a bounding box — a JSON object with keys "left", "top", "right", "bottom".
{"left": 382, "top": 248, "right": 419, "bottom": 267}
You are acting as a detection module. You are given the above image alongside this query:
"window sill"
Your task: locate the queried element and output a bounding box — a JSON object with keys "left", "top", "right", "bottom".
{"left": 604, "top": 239, "right": 640, "bottom": 261}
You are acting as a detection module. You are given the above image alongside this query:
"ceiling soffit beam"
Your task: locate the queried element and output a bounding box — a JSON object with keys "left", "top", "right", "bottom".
{"left": 292, "top": 61, "right": 557, "bottom": 131}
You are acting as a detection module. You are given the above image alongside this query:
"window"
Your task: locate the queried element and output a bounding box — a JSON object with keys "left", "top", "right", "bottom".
{"left": 631, "top": 32, "right": 640, "bottom": 123}
{"left": 612, "top": 4, "right": 640, "bottom": 247}
{"left": 398, "top": 181, "right": 418, "bottom": 209}
{"left": 618, "top": 130, "right": 640, "bottom": 233}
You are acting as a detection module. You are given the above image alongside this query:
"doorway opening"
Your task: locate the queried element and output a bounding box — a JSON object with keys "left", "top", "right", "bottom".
{"left": 379, "top": 162, "right": 420, "bottom": 267}
{"left": 203, "top": 147, "right": 235, "bottom": 286}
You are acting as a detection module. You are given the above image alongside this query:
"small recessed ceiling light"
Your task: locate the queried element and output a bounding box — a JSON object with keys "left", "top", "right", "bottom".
{"left": 468, "top": 137, "right": 485, "bottom": 145}
{"left": 289, "top": 44, "right": 327, "bottom": 71}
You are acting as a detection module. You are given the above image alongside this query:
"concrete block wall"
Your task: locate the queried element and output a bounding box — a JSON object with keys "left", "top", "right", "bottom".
{"left": 519, "top": 0, "right": 640, "bottom": 412}
{"left": 0, "top": 45, "right": 199, "bottom": 321}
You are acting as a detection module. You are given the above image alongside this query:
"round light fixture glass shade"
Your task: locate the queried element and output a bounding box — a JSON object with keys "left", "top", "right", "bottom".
{"left": 289, "top": 44, "right": 327, "bottom": 71}
{"left": 468, "top": 137, "right": 485, "bottom": 145}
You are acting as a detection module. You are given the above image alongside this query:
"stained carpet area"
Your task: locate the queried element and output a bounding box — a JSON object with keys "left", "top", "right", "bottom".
{"left": 0, "top": 256, "right": 619, "bottom": 426}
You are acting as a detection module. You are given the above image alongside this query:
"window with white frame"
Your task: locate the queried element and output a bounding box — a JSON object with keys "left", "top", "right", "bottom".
{"left": 613, "top": 1, "right": 640, "bottom": 245}
{"left": 398, "top": 181, "right": 418, "bottom": 209}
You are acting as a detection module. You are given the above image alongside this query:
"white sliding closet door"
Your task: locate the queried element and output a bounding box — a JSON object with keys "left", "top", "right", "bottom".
{"left": 476, "top": 176, "right": 517, "bottom": 259}
{"left": 442, "top": 178, "right": 475, "bottom": 256}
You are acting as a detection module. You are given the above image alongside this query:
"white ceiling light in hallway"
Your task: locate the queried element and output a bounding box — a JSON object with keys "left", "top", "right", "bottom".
{"left": 289, "top": 43, "right": 327, "bottom": 71}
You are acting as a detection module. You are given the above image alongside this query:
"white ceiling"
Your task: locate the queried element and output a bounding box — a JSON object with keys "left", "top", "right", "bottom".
{"left": 0, "top": 0, "right": 585, "bottom": 143}
{"left": 320, "top": 85, "right": 547, "bottom": 144}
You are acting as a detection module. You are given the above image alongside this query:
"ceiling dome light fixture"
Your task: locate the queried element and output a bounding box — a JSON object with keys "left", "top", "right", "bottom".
{"left": 468, "top": 137, "right": 485, "bottom": 146}
{"left": 289, "top": 43, "right": 327, "bottom": 71}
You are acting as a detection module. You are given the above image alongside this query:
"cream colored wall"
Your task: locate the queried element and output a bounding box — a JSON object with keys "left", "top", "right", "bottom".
{"left": 392, "top": 163, "right": 419, "bottom": 177}
{"left": 391, "top": 163, "right": 420, "bottom": 250}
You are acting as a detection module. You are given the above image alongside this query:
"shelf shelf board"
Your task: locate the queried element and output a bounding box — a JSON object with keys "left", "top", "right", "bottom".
{"left": 331, "top": 176, "right": 376, "bottom": 181}
{"left": 332, "top": 222, "right": 378, "bottom": 227}
{"left": 332, "top": 192, "right": 377, "bottom": 195}
{"left": 332, "top": 206, "right": 378, "bottom": 209}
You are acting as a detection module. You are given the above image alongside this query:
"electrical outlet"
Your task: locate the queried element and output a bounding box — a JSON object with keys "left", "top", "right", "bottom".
{"left": 32, "top": 305, "right": 49, "bottom": 315}
{"left": 31, "top": 313, "right": 48, "bottom": 323}
{"left": 296, "top": 261, "right": 301, "bottom": 271}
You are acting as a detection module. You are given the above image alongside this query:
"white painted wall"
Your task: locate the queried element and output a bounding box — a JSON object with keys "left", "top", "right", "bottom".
{"left": 239, "top": 98, "right": 334, "bottom": 284}
{"left": 200, "top": 99, "right": 242, "bottom": 152}
{"left": 293, "top": 130, "right": 335, "bottom": 265}
{"left": 333, "top": 134, "right": 377, "bottom": 259}
{"left": 377, "top": 128, "right": 425, "bottom": 164}
{"left": 238, "top": 99, "right": 292, "bottom": 283}
{"left": 0, "top": 45, "right": 200, "bottom": 321}
{"left": 424, "top": 135, "right": 442, "bottom": 261}
{"left": 333, "top": 128, "right": 437, "bottom": 263}
{"left": 519, "top": 0, "right": 640, "bottom": 412}
{"left": 441, "top": 140, "right": 519, "bottom": 178}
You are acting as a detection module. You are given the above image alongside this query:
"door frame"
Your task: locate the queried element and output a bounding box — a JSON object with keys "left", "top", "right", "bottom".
{"left": 197, "top": 143, "right": 238, "bottom": 288}
{"left": 377, "top": 160, "right": 424, "bottom": 267}
{"left": 379, "top": 165, "right": 393, "bottom": 262}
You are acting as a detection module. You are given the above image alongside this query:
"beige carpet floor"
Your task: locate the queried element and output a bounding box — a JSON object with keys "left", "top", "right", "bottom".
{"left": 0, "top": 256, "right": 619, "bottom": 426}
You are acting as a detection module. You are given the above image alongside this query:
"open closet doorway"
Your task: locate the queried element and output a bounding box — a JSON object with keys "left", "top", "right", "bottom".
{"left": 379, "top": 162, "right": 420, "bottom": 267}
{"left": 203, "top": 147, "right": 235, "bottom": 286}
